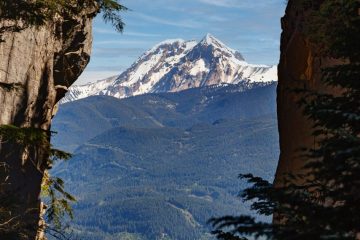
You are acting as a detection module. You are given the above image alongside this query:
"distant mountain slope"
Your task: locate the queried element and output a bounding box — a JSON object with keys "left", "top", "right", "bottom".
{"left": 62, "top": 75, "right": 118, "bottom": 103}
{"left": 51, "top": 83, "right": 279, "bottom": 240}
{"left": 53, "top": 117, "right": 278, "bottom": 240}
{"left": 61, "top": 34, "right": 277, "bottom": 103}
{"left": 52, "top": 82, "right": 277, "bottom": 152}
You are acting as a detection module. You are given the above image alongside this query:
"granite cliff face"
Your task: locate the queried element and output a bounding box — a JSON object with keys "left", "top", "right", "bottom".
{"left": 275, "top": 0, "right": 339, "bottom": 184}
{"left": 0, "top": 9, "right": 96, "bottom": 239}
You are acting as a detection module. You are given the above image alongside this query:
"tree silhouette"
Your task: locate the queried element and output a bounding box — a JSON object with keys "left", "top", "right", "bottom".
{"left": 0, "top": 0, "right": 127, "bottom": 41}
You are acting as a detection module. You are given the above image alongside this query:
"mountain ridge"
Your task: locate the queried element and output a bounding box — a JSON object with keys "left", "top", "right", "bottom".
{"left": 62, "top": 34, "right": 277, "bottom": 103}
{"left": 53, "top": 82, "right": 277, "bottom": 152}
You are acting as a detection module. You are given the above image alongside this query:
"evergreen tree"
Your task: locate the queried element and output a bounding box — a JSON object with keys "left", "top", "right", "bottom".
{"left": 0, "top": 0, "right": 127, "bottom": 41}
{"left": 210, "top": 0, "right": 360, "bottom": 239}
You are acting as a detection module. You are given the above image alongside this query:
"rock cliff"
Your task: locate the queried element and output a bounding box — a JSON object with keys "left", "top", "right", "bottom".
{"left": 0, "top": 9, "right": 96, "bottom": 239}
{"left": 275, "top": 0, "right": 338, "bottom": 184}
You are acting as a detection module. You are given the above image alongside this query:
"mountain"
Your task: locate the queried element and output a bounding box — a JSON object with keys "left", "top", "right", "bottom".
{"left": 54, "top": 117, "right": 278, "bottom": 240}
{"left": 51, "top": 83, "right": 279, "bottom": 240}
{"left": 61, "top": 34, "right": 277, "bottom": 103}
{"left": 53, "top": 82, "right": 277, "bottom": 152}
{"left": 62, "top": 75, "right": 118, "bottom": 103}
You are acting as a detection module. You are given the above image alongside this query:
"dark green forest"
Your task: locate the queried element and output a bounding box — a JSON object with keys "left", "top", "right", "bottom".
{"left": 51, "top": 83, "right": 279, "bottom": 239}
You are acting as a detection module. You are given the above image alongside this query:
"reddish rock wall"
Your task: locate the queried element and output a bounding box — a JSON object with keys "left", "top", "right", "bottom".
{"left": 275, "top": 0, "right": 337, "bottom": 184}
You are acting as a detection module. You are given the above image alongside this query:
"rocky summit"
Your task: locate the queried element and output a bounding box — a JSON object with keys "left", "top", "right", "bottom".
{"left": 62, "top": 34, "right": 277, "bottom": 103}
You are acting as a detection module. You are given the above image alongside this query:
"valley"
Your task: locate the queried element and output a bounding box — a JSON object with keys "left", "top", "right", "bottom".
{"left": 52, "top": 83, "right": 279, "bottom": 239}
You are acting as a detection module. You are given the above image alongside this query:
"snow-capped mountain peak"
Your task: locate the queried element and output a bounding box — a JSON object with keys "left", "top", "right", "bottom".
{"left": 61, "top": 34, "right": 277, "bottom": 103}
{"left": 199, "top": 33, "right": 245, "bottom": 62}
{"left": 201, "top": 33, "right": 218, "bottom": 44}
{"left": 200, "top": 33, "right": 229, "bottom": 50}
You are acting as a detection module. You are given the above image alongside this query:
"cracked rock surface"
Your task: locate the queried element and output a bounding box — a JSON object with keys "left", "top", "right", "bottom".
{"left": 0, "top": 10, "right": 95, "bottom": 239}
{"left": 275, "top": 0, "right": 342, "bottom": 185}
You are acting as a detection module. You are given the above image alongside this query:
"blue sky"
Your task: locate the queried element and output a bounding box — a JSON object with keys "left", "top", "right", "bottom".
{"left": 76, "top": 0, "right": 287, "bottom": 85}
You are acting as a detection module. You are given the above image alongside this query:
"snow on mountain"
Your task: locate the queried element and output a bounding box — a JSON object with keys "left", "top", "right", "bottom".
{"left": 61, "top": 34, "right": 277, "bottom": 103}
{"left": 60, "top": 75, "right": 118, "bottom": 103}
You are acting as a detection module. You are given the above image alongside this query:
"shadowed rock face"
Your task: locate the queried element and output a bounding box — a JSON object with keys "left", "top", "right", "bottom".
{"left": 0, "top": 9, "right": 96, "bottom": 239}
{"left": 275, "top": 0, "right": 340, "bottom": 184}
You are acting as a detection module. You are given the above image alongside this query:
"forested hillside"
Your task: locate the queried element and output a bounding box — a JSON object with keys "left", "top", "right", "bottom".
{"left": 51, "top": 83, "right": 279, "bottom": 239}
{"left": 53, "top": 82, "right": 276, "bottom": 152}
